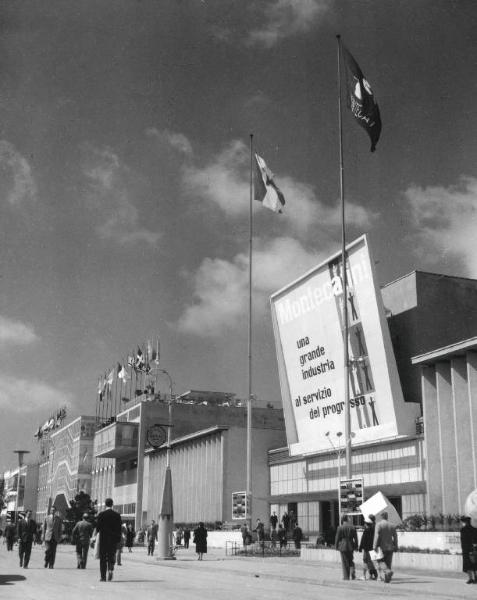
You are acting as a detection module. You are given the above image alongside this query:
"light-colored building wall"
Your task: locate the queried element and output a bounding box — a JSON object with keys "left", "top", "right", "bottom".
{"left": 413, "top": 340, "right": 477, "bottom": 516}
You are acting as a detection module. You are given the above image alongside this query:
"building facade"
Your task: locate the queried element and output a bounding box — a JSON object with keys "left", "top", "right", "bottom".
{"left": 267, "top": 270, "right": 477, "bottom": 536}
{"left": 36, "top": 415, "right": 96, "bottom": 521}
{"left": 92, "top": 392, "right": 286, "bottom": 527}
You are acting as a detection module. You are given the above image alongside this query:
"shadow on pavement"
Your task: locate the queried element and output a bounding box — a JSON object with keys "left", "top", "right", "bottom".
{"left": 0, "top": 574, "right": 27, "bottom": 585}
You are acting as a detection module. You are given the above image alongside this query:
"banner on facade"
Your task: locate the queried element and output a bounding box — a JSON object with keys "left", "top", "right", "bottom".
{"left": 270, "top": 234, "right": 420, "bottom": 456}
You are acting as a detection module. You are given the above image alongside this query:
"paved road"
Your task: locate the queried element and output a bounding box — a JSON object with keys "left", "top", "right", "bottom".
{"left": 0, "top": 543, "right": 474, "bottom": 600}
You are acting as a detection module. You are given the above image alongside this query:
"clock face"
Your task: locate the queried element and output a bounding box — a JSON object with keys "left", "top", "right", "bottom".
{"left": 147, "top": 424, "right": 166, "bottom": 448}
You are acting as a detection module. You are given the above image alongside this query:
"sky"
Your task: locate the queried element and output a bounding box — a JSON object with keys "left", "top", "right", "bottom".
{"left": 0, "top": 0, "right": 476, "bottom": 472}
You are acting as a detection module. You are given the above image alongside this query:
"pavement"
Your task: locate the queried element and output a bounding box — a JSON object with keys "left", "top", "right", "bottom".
{"left": 1, "top": 543, "right": 476, "bottom": 600}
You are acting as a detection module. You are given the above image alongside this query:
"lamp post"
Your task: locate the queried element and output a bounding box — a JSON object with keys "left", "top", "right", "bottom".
{"left": 325, "top": 432, "right": 343, "bottom": 521}
{"left": 13, "top": 450, "right": 30, "bottom": 525}
{"left": 155, "top": 368, "right": 176, "bottom": 560}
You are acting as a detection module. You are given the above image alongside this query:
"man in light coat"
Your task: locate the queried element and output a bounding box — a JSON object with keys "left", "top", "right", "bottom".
{"left": 373, "top": 511, "right": 398, "bottom": 583}
{"left": 42, "top": 506, "right": 63, "bottom": 568}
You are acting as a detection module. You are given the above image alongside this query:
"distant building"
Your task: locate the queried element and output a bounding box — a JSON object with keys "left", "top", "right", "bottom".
{"left": 1, "top": 462, "right": 39, "bottom": 523}
{"left": 36, "top": 415, "right": 96, "bottom": 521}
{"left": 92, "top": 392, "right": 286, "bottom": 527}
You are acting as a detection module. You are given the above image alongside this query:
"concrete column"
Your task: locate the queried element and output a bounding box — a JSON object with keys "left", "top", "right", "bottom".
{"left": 467, "top": 351, "right": 477, "bottom": 489}
{"left": 451, "top": 356, "right": 471, "bottom": 511}
{"left": 421, "top": 365, "right": 441, "bottom": 515}
{"left": 435, "top": 361, "right": 458, "bottom": 514}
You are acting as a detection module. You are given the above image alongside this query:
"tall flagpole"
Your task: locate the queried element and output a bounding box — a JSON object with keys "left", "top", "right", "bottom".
{"left": 246, "top": 133, "right": 253, "bottom": 528}
{"left": 337, "top": 35, "right": 352, "bottom": 480}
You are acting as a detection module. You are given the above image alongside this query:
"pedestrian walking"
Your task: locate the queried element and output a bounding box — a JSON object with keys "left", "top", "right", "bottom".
{"left": 460, "top": 515, "right": 477, "bottom": 584}
{"left": 4, "top": 520, "right": 16, "bottom": 551}
{"left": 193, "top": 521, "right": 207, "bottom": 560}
{"left": 17, "top": 510, "right": 37, "bottom": 569}
{"left": 358, "top": 515, "right": 378, "bottom": 580}
{"left": 116, "top": 523, "right": 127, "bottom": 565}
{"left": 147, "top": 520, "right": 158, "bottom": 556}
{"left": 95, "top": 497, "right": 122, "bottom": 582}
{"left": 335, "top": 514, "right": 358, "bottom": 580}
{"left": 72, "top": 513, "right": 93, "bottom": 569}
{"left": 373, "top": 511, "right": 398, "bottom": 583}
{"left": 125, "top": 523, "right": 135, "bottom": 552}
{"left": 183, "top": 527, "right": 191, "bottom": 549}
{"left": 42, "top": 506, "right": 63, "bottom": 569}
{"left": 292, "top": 522, "right": 303, "bottom": 549}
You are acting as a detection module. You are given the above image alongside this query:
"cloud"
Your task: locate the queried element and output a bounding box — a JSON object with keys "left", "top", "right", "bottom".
{"left": 247, "top": 0, "right": 330, "bottom": 48}
{"left": 0, "top": 316, "right": 38, "bottom": 345}
{"left": 405, "top": 176, "right": 477, "bottom": 276}
{"left": 181, "top": 138, "right": 375, "bottom": 235}
{"left": 177, "top": 236, "right": 328, "bottom": 337}
{"left": 0, "top": 373, "right": 74, "bottom": 414}
{"left": 83, "top": 145, "right": 161, "bottom": 247}
{"left": 0, "top": 140, "right": 37, "bottom": 206}
{"left": 146, "top": 128, "right": 193, "bottom": 157}
{"left": 182, "top": 139, "right": 249, "bottom": 216}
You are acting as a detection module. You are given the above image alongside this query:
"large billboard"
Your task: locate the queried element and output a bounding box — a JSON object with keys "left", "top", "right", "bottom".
{"left": 270, "top": 235, "right": 420, "bottom": 456}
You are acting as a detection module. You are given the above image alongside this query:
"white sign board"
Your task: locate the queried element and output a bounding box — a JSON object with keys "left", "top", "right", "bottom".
{"left": 270, "top": 235, "right": 420, "bottom": 456}
{"left": 359, "top": 491, "right": 402, "bottom": 526}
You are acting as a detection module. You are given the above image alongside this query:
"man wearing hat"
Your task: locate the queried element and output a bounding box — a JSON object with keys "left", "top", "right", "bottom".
{"left": 72, "top": 513, "right": 94, "bottom": 569}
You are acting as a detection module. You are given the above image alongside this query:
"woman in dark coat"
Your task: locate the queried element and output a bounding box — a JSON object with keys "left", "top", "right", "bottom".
{"left": 358, "top": 516, "right": 378, "bottom": 580}
{"left": 460, "top": 516, "right": 477, "bottom": 583}
{"left": 193, "top": 522, "right": 207, "bottom": 561}
{"left": 125, "top": 523, "right": 135, "bottom": 552}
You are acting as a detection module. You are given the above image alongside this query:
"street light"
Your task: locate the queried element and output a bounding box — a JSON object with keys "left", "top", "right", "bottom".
{"left": 13, "top": 450, "right": 30, "bottom": 525}
{"left": 155, "top": 368, "right": 176, "bottom": 560}
{"left": 325, "top": 432, "right": 355, "bottom": 522}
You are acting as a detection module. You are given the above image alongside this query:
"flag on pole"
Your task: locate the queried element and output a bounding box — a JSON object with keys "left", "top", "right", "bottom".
{"left": 135, "top": 347, "right": 145, "bottom": 371}
{"left": 117, "top": 363, "right": 130, "bottom": 382}
{"left": 254, "top": 154, "right": 285, "bottom": 213}
{"left": 342, "top": 45, "right": 381, "bottom": 152}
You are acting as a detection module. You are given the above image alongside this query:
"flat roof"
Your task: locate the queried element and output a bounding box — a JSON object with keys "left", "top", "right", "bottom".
{"left": 411, "top": 336, "right": 477, "bottom": 365}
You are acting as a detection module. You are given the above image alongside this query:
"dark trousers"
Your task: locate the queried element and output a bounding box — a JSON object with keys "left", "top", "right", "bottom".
{"left": 75, "top": 541, "right": 90, "bottom": 568}
{"left": 99, "top": 543, "right": 116, "bottom": 580}
{"left": 184, "top": 539, "right": 189, "bottom": 549}
{"left": 6, "top": 538, "right": 14, "bottom": 551}
{"left": 339, "top": 550, "right": 355, "bottom": 580}
{"left": 147, "top": 539, "right": 155, "bottom": 555}
{"left": 44, "top": 539, "right": 58, "bottom": 567}
{"left": 19, "top": 540, "right": 33, "bottom": 567}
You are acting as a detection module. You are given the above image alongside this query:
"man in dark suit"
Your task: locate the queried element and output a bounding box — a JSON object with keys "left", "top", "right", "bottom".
{"left": 42, "top": 506, "right": 63, "bottom": 568}
{"left": 335, "top": 514, "right": 358, "bottom": 580}
{"left": 17, "top": 510, "right": 37, "bottom": 568}
{"left": 95, "top": 497, "right": 122, "bottom": 582}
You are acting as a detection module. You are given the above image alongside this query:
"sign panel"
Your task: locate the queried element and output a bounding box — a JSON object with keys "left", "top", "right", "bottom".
{"left": 232, "top": 491, "right": 248, "bottom": 520}
{"left": 270, "top": 235, "right": 420, "bottom": 456}
{"left": 340, "top": 477, "right": 364, "bottom": 515}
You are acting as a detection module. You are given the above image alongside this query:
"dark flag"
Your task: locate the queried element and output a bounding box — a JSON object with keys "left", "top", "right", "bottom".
{"left": 342, "top": 45, "right": 381, "bottom": 152}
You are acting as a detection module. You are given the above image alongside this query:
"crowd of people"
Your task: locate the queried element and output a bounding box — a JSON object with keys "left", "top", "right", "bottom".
{"left": 1, "top": 499, "right": 211, "bottom": 580}
{"left": 3, "top": 504, "right": 477, "bottom": 585}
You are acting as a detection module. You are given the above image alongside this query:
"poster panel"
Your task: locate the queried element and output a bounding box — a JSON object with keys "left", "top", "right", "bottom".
{"left": 340, "top": 477, "right": 364, "bottom": 515}
{"left": 270, "top": 235, "right": 419, "bottom": 456}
